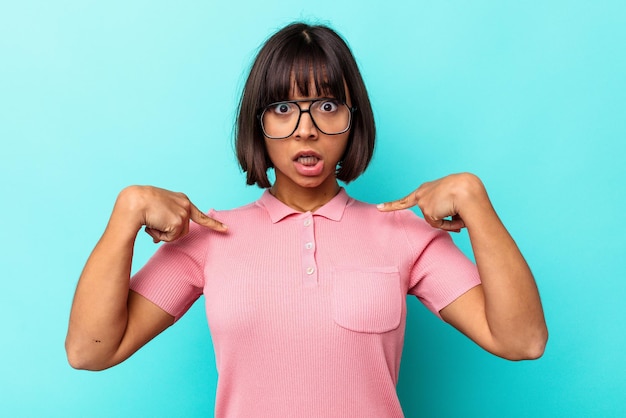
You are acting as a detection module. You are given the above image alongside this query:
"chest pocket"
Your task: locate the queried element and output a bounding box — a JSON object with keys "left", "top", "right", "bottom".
{"left": 331, "top": 266, "right": 402, "bottom": 333}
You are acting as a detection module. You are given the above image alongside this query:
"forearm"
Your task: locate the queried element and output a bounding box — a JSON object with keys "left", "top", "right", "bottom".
{"left": 463, "top": 180, "right": 547, "bottom": 358}
{"left": 65, "top": 192, "right": 142, "bottom": 369}
{"left": 378, "top": 173, "right": 548, "bottom": 359}
{"left": 65, "top": 185, "right": 223, "bottom": 370}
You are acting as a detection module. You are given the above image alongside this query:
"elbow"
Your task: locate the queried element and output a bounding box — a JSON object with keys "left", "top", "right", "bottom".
{"left": 526, "top": 333, "right": 548, "bottom": 360}
{"left": 65, "top": 348, "right": 99, "bottom": 371}
{"left": 66, "top": 354, "right": 110, "bottom": 372}
{"left": 65, "top": 339, "right": 112, "bottom": 371}
{"left": 510, "top": 341, "right": 546, "bottom": 361}
{"left": 67, "top": 355, "right": 91, "bottom": 371}
{"left": 529, "top": 330, "right": 549, "bottom": 360}
{"left": 499, "top": 328, "right": 549, "bottom": 361}
{"left": 523, "top": 324, "right": 549, "bottom": 360}
{"left": 66, "top": 357, "right": 93, "bottom": 372}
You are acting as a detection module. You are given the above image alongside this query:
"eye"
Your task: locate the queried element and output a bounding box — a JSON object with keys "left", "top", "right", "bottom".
{"left": 271, "top": 102, "right": 294, "bottom": 115}
{"left": 318, "top": 99, "right": 339, "bottom": 113}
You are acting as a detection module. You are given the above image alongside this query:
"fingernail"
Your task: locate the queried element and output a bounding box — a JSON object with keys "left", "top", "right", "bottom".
{"left": 376, "top": 203, "right": 385, "bottom": 209}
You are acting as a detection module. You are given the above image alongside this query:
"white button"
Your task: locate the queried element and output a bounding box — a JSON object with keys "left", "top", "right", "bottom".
{"left": 303, "top": 219, "right": 311, "bottom": 227}
{"left": 305, "top": 242, "right": 313, "bottom": 250}
{"left": 306, "top": 267, "right": 315, "bottom": 275}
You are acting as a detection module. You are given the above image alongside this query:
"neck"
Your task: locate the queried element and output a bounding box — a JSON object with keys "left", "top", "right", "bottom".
{"left": 270, "top": 179, "right": 340, "bottom": 213}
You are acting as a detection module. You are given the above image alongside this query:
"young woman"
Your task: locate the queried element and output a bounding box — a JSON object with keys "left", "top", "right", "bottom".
{"left": 66, "top": 22, "right": 547, "bottom": 417}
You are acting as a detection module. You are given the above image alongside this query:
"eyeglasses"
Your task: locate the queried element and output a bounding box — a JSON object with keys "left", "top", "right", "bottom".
{"left": 259, "top": 98, "right": 356, "bottom": 139}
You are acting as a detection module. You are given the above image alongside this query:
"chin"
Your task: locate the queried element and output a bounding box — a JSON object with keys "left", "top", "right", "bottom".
{"left": 297, "top": 179, "right": 326, "bottom": 189}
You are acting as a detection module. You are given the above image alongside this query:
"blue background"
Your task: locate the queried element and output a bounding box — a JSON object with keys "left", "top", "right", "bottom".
{"left": 1, "top": 1, "right": 625, "bottom": 417}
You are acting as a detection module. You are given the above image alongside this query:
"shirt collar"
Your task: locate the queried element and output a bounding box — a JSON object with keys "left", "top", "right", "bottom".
{"left": 257, "top": 188, "right": 350, "bottom": 223}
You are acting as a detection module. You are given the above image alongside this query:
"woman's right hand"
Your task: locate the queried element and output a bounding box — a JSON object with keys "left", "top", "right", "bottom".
{"left": 114, "top": 185, "right": 228, "bottom": 243}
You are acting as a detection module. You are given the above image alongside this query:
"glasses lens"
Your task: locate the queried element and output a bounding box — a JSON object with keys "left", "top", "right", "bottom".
{"left": 310, "top": 100, "right": 350, "bottom": 135}
{"left": 261, "top": 99, "right": 351, "bottom": 139}
{"left": 261, "top": 102, "right": 300, "bottom": 139}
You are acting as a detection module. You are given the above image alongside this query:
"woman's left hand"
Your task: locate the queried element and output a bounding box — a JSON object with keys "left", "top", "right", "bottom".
{"left": 376, "top": 172, "right": 489, "bottom": 232}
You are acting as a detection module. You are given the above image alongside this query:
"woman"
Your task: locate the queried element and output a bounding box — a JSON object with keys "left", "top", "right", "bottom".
{"left": 66, "top": 22, "right": 547, "bottom": 417}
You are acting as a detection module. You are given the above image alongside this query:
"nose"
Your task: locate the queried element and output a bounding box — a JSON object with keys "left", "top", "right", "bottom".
{"left": 293, "top": 108, "right": 318, "bottom": 140}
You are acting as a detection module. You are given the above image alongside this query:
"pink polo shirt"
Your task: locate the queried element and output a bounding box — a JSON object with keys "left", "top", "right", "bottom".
{"left": 131, "top": 189, "right": 480, "bottom": 417}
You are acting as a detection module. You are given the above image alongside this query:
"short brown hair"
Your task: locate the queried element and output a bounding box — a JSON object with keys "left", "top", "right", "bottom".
{"left": 235, "top": 22, "right": 376, "bottom": 188}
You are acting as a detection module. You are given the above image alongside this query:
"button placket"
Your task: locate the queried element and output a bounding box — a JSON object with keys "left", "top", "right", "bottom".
{"left": 301, "top": 213, "right": 317, "bottom": 286}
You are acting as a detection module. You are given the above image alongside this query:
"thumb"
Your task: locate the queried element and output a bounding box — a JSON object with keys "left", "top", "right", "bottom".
{"left": 426, "top": 214, "right": 465, "bottom": 233}
{"left": 190, "top": 204, "right": 228, "bottom": 232}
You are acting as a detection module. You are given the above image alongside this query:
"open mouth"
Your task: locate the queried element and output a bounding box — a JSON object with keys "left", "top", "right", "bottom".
{"left": 292, "top": 151, "right": 324, "bottom": 176}
{"left": 295, "top": 155, "right": 321, "bottom": 166}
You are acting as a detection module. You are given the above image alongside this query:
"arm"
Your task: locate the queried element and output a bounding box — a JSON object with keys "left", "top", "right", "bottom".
{"left": 378, "top": 173, "right": 547, "bottom": 360}
{"left": 65, "top": 186, "right": 227, "bottom": 371}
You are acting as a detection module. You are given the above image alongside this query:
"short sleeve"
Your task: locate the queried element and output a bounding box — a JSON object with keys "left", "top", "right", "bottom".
{"left": 130, "top": 221, "right": 210, "bottom": 321}
{"left": 398, "top": 210, "right": 481, "bottom": 318}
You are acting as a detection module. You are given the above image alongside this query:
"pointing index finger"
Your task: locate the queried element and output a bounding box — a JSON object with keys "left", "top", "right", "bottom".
{"left": 376, "top": 193, "right": 417, "bottom": 212}
{"left": 190, "top": 204, "right": 228, "bottom": 232}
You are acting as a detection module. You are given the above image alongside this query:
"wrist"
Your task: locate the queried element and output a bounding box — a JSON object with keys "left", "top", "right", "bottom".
{"left": 108, "top": 186, "right": 149, "bottom": 236}
{"left": 454, "top": 173, "right": 496, "bottom": 227}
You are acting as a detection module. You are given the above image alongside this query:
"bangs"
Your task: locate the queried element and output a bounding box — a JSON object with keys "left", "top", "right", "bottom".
{"left": 262, "top": 37, "right": 347, "bottom": 106}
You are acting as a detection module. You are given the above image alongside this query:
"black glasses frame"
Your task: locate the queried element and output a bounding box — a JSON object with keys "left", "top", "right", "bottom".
{"left": 258, "top": 98, "right": 357, "bottom": 140}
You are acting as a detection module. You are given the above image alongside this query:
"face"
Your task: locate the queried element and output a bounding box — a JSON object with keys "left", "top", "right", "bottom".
{"left": 263, "top": 83, "right": 352, "bottom": 194}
